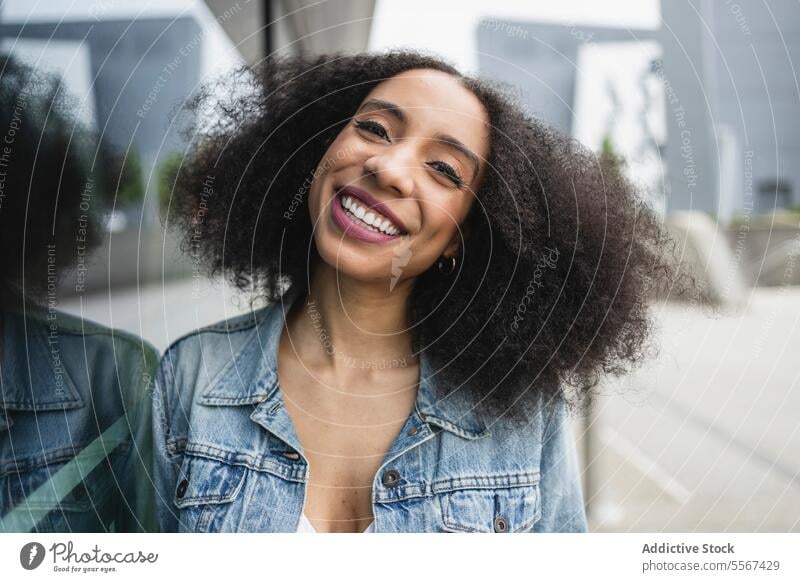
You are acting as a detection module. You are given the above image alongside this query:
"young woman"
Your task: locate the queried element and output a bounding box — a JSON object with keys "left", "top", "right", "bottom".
{"left": 153, "top": 50, "right": 681, "bottom": 533}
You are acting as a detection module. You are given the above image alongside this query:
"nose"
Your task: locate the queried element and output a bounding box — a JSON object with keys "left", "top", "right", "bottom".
{"left": 362, "top": 145, "right": 415, "bottom": 199}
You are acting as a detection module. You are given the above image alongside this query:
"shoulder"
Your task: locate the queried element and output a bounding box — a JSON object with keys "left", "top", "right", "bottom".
{"left": 23, "top": 302, "right": 159, "bottom": 368}
{"left": 152, "top": 300, "right": 284, "bottom": 436}
{"left": 161, "top": 301, "right": 279, "bottom": 362}
{"left": 474, "top": 391, "right": 577, "bottom": 474}
{"left": 154, "top": 300, "right": 283, "bottom": 401}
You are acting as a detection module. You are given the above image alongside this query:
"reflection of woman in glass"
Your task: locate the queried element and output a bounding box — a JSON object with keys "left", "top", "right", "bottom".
{"left": 154, "top": 51, "right": 684, "bottom": 533}
{"left": 0, "top": 57, "right": 157, "bottom": 532}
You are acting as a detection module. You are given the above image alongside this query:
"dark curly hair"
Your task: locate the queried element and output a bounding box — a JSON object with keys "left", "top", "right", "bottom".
{"left": 0, "top": 55, "right": 100, "bottom": 298}
{"left": 166, "top": 50, "right": 690, "bottom": 427}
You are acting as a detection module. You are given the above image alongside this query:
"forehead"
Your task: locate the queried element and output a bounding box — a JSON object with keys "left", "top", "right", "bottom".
{"left": 364, "top": 68, "right": 490, "bottom": 158}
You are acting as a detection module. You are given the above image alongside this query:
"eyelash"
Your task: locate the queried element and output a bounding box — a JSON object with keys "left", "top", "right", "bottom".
{"left": 354, "top": 119, "right": 466, "bottom": 188}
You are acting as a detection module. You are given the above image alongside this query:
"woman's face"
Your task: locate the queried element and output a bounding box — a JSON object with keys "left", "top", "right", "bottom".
{"left": 307, "top": 68, "right": 490, "bottom": 288}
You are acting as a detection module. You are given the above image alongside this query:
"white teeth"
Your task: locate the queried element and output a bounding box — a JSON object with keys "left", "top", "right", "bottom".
{"left": 338, "top": 193, "right": 403, "bottom": 236}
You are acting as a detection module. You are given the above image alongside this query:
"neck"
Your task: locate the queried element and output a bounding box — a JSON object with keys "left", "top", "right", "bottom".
{"left": 285, "top": 259, "right": 418, "bottom": 383}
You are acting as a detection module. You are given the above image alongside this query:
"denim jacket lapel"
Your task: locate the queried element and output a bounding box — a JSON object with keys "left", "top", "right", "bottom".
{"left": 196, "top": 284, "right": 491, "bottom": 455}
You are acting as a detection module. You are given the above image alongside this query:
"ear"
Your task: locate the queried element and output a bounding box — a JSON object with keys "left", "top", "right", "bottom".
{"left": 443, "top": 216, "right": 471, "bottom": 257}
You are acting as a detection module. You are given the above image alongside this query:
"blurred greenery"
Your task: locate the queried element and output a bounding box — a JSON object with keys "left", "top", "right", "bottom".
{"left": 599, "top": 134, "right": 625, "bottom": 169}
{"left": 98, "top": 146, "right": 145, "bottom": 209}
{"left": 156, "top": 152, "right": 183, "bottom": 219}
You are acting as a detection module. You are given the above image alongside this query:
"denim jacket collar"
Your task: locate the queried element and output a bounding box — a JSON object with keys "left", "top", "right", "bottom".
{"left": 1, "top": 303, "right": 84, "bottom": 430}
{"left": 197, "top": 285, "right": 491, "bottom": 447}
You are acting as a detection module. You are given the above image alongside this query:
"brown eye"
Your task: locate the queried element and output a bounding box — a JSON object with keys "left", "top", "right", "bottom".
{"left": 427, "top": 161, "right": 464, "bottom": 187}
{"left": 354, "top": 119, "right": 390, "bottom": 142}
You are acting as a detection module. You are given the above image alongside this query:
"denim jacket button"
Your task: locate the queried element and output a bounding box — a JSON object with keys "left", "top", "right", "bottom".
{"left": 493, "top": 516, "right": 509, "bottom": 532}
{"left": 176, "top": 479, "right": 189, "bottom": 499}
{"left": 282, "top": 451, "right": 300, "bottom": 460}
{"left": 382, "top": 469, "right": 401, "bottom": 487}
{"left": 407, "top": 426, "right": 418, "bottom": 436}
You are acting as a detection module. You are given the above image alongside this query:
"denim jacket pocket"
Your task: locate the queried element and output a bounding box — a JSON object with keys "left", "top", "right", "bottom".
{"left": 436, "top": 472, "right": 541, "bottom": 533}
{"left": 172, "top": 452, "right": 247, "bottom": 532}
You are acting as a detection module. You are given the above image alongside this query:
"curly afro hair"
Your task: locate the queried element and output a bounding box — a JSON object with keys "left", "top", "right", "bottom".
{"left": 0, "top": 55, "right": 100, "bottom": 300}
{"left": 166, "top": 50, "right": 690, "bottom": 427}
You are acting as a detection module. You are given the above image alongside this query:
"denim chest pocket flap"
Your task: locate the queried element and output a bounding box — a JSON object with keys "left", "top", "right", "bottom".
{"left": 3, "top": 445, "right": 131, "bottom": 533}
{"left": 8, "top": 454, "right": 120, "bottom": 512}
{"left": 436, "top": 472, "right": 541, "bottom": 533}
{"left": 172, "top": 452, "right": 248, "bottom": 510}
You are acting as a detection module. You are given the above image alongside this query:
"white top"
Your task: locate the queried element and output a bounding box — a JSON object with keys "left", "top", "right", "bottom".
{"left": 296, "top": 512, "right": 375, "bottom": 533}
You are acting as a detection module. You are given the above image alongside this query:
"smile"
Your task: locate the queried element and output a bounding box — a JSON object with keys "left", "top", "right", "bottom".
{"left": 330, "top": 186, "right": 407, "bottom": 245}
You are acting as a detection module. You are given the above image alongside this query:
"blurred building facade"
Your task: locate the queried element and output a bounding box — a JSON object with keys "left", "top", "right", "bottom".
{"left": 476, "top": 0, "right": 800, "bottom": 223}
{"left": 0, "top": 0, "right": 377, "bottom": 294}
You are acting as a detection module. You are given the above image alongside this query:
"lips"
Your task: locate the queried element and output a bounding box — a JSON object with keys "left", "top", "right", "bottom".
{"left": 335, "top": 185, "right": 408, "bottom": 234}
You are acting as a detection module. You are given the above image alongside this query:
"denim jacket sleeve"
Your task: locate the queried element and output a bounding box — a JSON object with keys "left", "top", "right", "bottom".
{"left": 532, "top": 398, "right": 588, "bottom": 532}
{"left": 151, "top": 346, "right": 184, "bottom": 533}
{"left": 112, "top": 340, "right": 160, "bottom": 532}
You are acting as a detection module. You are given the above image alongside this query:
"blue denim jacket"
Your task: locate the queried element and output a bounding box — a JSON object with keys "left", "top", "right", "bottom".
{"left": 152, "top": 286, "right": 587, "bottom": 533}
{"left": 0, "top": 298, "right": 158, "bottom": 533}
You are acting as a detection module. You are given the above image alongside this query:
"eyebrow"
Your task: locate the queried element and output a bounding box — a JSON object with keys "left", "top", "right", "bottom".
{"left": 355, "top": 98, "right": 481, "bottom": 181}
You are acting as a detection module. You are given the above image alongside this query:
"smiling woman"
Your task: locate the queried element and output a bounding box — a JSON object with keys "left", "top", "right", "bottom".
{"left": 311, "top": 68, "right": 489, "bottom": 287}
{"left": 154, "top": 50, "right": 687, "bottom": 534}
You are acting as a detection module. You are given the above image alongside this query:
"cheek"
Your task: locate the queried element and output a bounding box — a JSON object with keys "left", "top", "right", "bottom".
{"left": 421, "top": 200, "right": 470, "bottom": 240}
{"left": 306, "top": 176, "right": 324, "bottom": 222}
{"left": 320, "top": 129, "right": 364, "bottom": 170}
{"left": 308, "top": 135, "right": 361, "bottom": 210}
{"left": 402, "top": 207, "right": 464, "bottom": 266}
{"left": 307, "top": 156, "right": 338, "bottom": 217}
